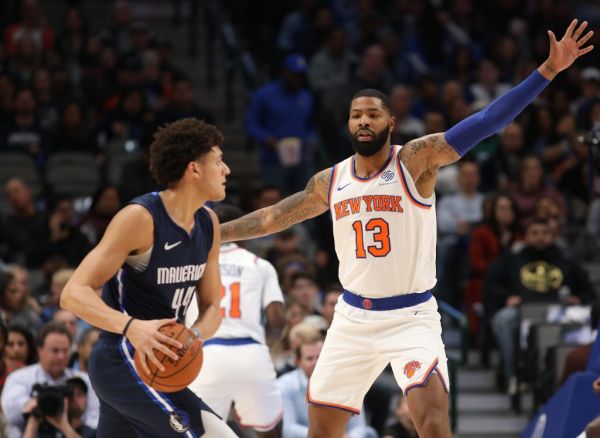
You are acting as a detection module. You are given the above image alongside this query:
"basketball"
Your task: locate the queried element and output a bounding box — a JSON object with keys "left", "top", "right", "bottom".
{"left": 133, "top": 322, "right": 203, "bottom": 392}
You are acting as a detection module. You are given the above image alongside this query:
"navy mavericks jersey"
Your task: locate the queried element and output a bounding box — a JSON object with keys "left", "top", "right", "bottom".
{"left": 101, "top": 192, "right": 214, "bottom": 323}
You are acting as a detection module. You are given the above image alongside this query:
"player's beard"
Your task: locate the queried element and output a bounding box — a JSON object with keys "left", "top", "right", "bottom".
{"left": 348, "top": 125, "right": 390, "bottom": 157}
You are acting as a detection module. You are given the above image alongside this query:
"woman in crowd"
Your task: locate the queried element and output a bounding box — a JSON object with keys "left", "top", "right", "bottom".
{"left": 464, "top": 193, "right": 521, "bottom": 336}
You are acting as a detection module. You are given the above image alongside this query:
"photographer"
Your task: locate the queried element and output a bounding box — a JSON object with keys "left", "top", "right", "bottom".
{"left": 23, "top": 377, "right": 95, "bottom": 438}
{"left": 1, "top": 323, "right": 98, "bottom": 438}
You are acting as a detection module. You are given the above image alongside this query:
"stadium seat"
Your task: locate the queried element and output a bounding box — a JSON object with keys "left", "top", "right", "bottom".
{"left": 45, "top": 152, "right": 101, "bottom": 198}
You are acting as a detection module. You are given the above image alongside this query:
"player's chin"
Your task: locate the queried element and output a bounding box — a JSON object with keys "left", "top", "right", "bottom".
{"left": 211, "top": 188, "right": 227, "bottom": 201}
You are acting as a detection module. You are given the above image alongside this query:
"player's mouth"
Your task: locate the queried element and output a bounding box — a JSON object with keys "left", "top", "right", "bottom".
{"left": 356, "top": 130, "right": 374, "bottom": 141}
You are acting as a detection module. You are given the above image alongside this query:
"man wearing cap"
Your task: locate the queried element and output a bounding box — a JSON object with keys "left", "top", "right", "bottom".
{"left": 245, "top": 54, "right": 316, "bottom": 194}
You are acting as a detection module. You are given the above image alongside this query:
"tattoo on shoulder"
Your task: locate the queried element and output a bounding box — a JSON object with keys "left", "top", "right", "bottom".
{"left": 402, "top": 133, "right": 458, "bottom": 164}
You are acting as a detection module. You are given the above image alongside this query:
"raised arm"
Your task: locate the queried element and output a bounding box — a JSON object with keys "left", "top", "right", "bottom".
{"left": 400, "top": 19, "right": 593, "bottom": 196}
{"left": 221, "top": 168, "right": 331, "bottom": 242}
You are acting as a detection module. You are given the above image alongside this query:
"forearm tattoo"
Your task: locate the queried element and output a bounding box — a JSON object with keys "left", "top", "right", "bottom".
{"left": 221, "top": 170, "right": 330, "bottom": 242}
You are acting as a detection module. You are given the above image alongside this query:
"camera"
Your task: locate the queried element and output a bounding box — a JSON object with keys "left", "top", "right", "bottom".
{"left": 31, "top": 383, "right": 73, "bottom": 418}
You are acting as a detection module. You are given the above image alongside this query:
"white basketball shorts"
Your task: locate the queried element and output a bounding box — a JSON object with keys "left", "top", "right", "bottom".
{"left": 308, "top": 295, "right": 449, "bottom": 413}
{"left": 188, "top": 342, "right": 283, "bottom": 431}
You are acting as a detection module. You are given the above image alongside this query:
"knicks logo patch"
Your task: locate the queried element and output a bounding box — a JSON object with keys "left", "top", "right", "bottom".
{"left": 403, "top": 360, "right": 421, "bottom": 379}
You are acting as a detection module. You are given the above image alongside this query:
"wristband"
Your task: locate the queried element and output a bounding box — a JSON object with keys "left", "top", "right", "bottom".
{"left": 122, "top": 317, "right": 135, "bottom": 337}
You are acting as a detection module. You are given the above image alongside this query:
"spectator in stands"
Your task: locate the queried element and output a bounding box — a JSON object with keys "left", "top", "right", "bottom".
{"left": 1, "top": 178, "right": 46, "bottom": 267}
{"left": 51, "top": 100, "right": 98, "bottom": 154}
{"left": 52, "top": 309, "right": 79, "bottom": 349}
{"left": 78, "top": 185, "right": 121, "bottom": 245}
{"left": 480, "top": 122, "right": 526, "bottom": 192}
{"left": 382, "top": 394, "right": 418, "bottom": 438}
{"left": 320, "top": 284, "right": 342, "bottom": 328}
{"left": 437, "top": 161, "right": 484, "bottom": 236}
{"left": 573, "top": 67, "right": 600, "bottom": 127}
{"left": 533, "top": 196, "right": 567, "bottom": 250}
{"left": 56, "top": 7, "right": 89, "bottom": 70}
{"left": 117, "top": 138, "right": 158, "bottom": 203}
{"left": 32, "top": 68, "right": 59, "bottom": 132}
{"left": 1, "top": 323, "right": 99, "bottom": 437}
{"left": 276, "top": 0, "right": 319, "bottom": 56}
{"left": 23, "top": 375, "right": 97, "bottom": 438}
{"left": 469, "top": 59, "right": 511, "bottom": 110}
{"left": 3, "top": 0, "right": 55, "bottom": 57}
{"left": 0, "top": 322, "right": 24, "bottom": 395}
{"left": 272, "top": 312, "right": 313, "bottom": 375}
{"left": 29, "top": 198, "right": 91, "bottom": 268}
{"left": 0, "top": 73, "right": 16, "bottom": 121}
{"left": 436, "top": 160, "right": 484, "bottom": 305}
{"left": 486, "top": 220, "right": 593, "bottom": 393}
{"left": 0, "top": 88, "right": 48, "bottom": 163}
{"left": 154, "top": 78, "right": 214, "bottom": 127}
{"left": 245, "top": 54, "right": 316, "bottom": 194}
{"left": 389, "top": 85, "right": 424, "bottom": 145}
{"left": 465, "top": 193, "right": 520, "bottom": 335}
{"left": 99, "top": 0, "right": 132, "bottom": 56}
{"left": 307, "top": 27, "right": 354, "bottom": 96}
{"left": 511, "top": 155, "right": 566, "bottom": 228}
{"left": 39, "top": 269, "right": 73, "bottom": 322}
{"left": 101, "top": 88, "right": 153, "bottom": 144}
{"left": 558, "top": 131, "right": 600, "bottom": 218}
{"left": 348, "top": 44, "right": 394, "bottom": 96}
{"left": 560, "top": 304, "right": 599, "bottom": 384}
{"left": 277, "top": 335, "right": 375, "bottom": 437}
{"left": 287, "top": 272, "right": 320, "bottom": 315}
{"left": 0, "top": 271, "right": 41, "bottom": 332}
{"left": 5, "top": 325, "right": 37, "bottom": 368}
{"left": 70, "top": 327, "right": 99, "bottom": 373}
{"left": 6, "top": 264, "right": 41, "bottom": 313}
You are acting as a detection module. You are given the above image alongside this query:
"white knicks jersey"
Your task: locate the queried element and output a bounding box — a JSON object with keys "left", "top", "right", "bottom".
{"left": 185, "top": 243, "right": 284, "bottom": 344}
{"left": 328, "top": 145, "right": 437, "bottom": 298}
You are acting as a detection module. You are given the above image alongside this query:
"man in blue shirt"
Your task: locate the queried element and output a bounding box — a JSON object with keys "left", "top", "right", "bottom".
{"left": 245, "top": 54, "right": 316, "bottom": 194}
{"left": 277, "top": 336, "right": 376, "bottom": 438}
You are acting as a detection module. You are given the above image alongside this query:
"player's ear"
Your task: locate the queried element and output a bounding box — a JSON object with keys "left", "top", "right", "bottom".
{"left": 389, "top": 115, "right": 396, "bottom": 130}
{"left": 188, "top": 160, "right": 203, "bottom": 178}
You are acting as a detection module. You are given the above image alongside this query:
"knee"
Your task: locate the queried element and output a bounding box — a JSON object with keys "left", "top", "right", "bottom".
{"left": 412, "top": 408, "right": 447, "bottom": 433}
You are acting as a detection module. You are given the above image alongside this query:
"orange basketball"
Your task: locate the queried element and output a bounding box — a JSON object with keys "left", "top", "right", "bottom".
{"left": 133, "top": 322, "right": 203, "bottom": 392}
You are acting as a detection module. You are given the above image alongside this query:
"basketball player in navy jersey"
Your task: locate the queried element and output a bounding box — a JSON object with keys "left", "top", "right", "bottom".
{"left": 220, "top": 21, "right": 593, "bottom": 438}
{"left": 61, "top": 118, "right": 238, "bottom": 437}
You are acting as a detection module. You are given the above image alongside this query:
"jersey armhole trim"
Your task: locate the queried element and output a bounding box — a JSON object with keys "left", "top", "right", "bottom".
{"left": 327, "top": 165, "right": 337, "bottom": 207}
{"left": 395, "top": 151, "right": 432, "bottom": 209}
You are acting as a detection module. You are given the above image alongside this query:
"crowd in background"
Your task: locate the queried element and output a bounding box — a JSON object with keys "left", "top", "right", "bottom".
{"left": 0, "top": 0, "right": 599, "bottom": 437}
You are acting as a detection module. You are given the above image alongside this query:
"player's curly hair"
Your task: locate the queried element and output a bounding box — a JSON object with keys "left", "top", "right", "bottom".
{"left": 149, "top": 118, "right": 224, "bottom": 186}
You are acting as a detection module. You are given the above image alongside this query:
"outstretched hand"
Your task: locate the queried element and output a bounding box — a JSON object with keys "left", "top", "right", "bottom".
{"left": 543, "top": 19, "right": 594, "bottom": 77}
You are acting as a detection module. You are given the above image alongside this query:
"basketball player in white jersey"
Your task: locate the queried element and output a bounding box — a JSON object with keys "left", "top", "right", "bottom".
{"left": 220, "top": 21, "right": 593, "bottom": 437}
{"left": 186, "top": 204, "right": 285, "bottom": 438}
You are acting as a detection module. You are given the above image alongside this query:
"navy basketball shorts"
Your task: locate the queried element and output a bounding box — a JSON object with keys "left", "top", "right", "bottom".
{"left": 89, "top": 334, "right": 215, "bottom": 438}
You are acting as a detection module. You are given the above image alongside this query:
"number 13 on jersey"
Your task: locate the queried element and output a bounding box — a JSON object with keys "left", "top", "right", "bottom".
{"left": 352, "top": 218, "right": 391, "bottom": 258}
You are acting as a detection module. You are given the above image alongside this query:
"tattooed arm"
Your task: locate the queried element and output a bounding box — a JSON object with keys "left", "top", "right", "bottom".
{"left": 399, "top": 133, "right": 460, "bottom": 198}
{"left": 221, "top": 168, "right": 332, "bottom": 242}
